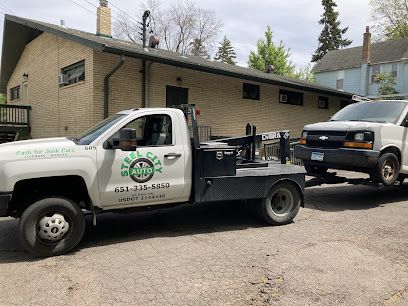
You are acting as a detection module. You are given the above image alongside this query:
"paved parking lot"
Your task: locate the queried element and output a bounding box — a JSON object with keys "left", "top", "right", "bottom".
{"left": 0, "top": 173, "right": 408, "bottom": 305}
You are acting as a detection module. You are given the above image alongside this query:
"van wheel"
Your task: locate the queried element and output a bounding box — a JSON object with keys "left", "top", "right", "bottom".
{"left": 257, "top": 182, "right": 301, "bottom": 225}
{"left": 19, "top": 198, "right": 85, "bottom": 257}
{"left": 370, "top": 153, "right": 400, "bottom": 186}
{"left": 304, "top": 163, "right": 328, "bottom": 175}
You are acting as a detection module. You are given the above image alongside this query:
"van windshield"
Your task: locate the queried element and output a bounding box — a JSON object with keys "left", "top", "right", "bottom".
{"left": 74, "top": 114, "right": 126, "bottom": 145}
{"left": 331, "top": 102, "right": 406, "bottom": 124}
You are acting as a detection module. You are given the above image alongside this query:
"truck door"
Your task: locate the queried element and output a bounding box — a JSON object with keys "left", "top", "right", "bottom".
{"left": 96, "top": 112, "right": 186, "bottom": 208}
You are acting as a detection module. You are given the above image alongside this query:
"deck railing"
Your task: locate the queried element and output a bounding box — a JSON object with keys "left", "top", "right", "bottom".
{"left": 0, "top": 104, "right": 31, "bottom": 129}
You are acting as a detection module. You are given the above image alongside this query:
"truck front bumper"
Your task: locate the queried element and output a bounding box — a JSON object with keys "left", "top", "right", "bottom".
{"left": 294, "top": 145, "right": 380, "bottom": 170}
{"left": 0, "top": 192, "right": 12, "bottom": 217}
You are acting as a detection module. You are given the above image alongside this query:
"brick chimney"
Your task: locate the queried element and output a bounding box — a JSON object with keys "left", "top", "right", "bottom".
{"left": 97, "top": 0, "right": 112, "bottom": 38}
{"left": 362, "top": 26, "right": 371, "bottom": 64}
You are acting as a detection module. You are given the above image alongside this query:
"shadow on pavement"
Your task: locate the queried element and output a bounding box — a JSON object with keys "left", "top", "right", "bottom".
{"left": 0, "top": 201, "right": 265, "bottom": 263}
{"left": 305, "top": 183, "right": 408, "bottom": 212}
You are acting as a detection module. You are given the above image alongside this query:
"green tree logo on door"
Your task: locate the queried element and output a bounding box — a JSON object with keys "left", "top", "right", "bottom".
{"left": 121, "top": 151, "right": 163, "bottom": 183}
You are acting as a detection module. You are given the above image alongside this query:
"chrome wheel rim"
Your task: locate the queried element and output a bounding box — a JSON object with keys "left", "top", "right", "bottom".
{"left": 270, "top": 188, "right": 294, "bottom": 216}
{"left": 37, "top": 213, "right": 70, "bottom": 242}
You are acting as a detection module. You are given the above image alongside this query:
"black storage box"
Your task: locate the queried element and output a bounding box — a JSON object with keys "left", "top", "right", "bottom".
{"left": 200, "top": 145, "right": 236, "bottom": 177}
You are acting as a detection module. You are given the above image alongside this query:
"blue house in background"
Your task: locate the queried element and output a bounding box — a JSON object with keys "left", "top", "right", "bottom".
{"left": 314, "top": 27, "right": 408, "bottom": 98}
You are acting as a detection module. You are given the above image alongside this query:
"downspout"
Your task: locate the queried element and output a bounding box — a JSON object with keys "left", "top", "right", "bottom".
{"left": 104, "top": 55, "right": 125, "bottom": 118}
{"left": 142, "top": 59, "right": 147, "bottom": 107}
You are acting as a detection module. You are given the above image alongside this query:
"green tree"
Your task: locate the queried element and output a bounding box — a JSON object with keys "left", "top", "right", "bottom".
{"left": 0, "top": 94, "right": 6, "bottom": 104}
{"left": 248, "top": 26, "right": 295, "bottom": 77}
{"left": 375, "top": 73, "right": 398, "bottom": 96}
{"left": 370, "top": 0, "right": 408, "bottom": 40}
{"left": 190, "top": 38, "right": 209, "bottom": 58}
{"left": 214, "top": 36, "right": 237, "bottom": 65}
{"left": 293, "top": 64, "right": 316, "bottom": 83}
{"left": 312, "top": 0, "right": 352, "bottom": 62}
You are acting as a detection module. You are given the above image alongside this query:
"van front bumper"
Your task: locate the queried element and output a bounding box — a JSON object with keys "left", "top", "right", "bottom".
{"left": 0, "top": 192, "right": 12, "bottom": 217}
{"left": 294, "top": 145, "right": 380, "bottom": 169}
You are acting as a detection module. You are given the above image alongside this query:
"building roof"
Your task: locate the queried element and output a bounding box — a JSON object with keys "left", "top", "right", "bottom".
{"left": 314, "top": 38, "right": 408, "bottom": 73}
{"left": 1, "top": 14, "right": 352, "bottom": 98}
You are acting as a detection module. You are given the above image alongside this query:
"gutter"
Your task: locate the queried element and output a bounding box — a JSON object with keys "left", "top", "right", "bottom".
{"left": 104, "top": 55, "right": 124, "bottom": 118}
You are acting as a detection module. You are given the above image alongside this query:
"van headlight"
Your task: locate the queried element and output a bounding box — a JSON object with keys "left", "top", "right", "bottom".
{"left": 344, "top": 132, "right": 374, "bottom": 149}
{"left": 354, "top": 133, "right": 365, "bottom": 142}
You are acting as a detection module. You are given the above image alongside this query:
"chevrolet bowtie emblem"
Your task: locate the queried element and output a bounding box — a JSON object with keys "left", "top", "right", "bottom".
{"left": 319, "top": 136, "right": 329, "bottom": 140}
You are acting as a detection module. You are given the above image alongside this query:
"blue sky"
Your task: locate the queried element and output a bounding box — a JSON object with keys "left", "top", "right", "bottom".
{"left": 0, "top": 0, "right": 370, "bottom": 68}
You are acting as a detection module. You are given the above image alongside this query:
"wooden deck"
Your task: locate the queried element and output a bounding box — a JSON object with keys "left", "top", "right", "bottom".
{"left": 0, "top": 104, "right": 31, "bottom": 143}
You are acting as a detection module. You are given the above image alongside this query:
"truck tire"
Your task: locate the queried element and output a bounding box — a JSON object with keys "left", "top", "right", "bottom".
{"left": 304, "top": 163, "right": 328, "bottom": 175}
{"left": 370, "top": 152, "right": 400, "bottom": 186}
{"left": 257, "top": 181, "right": 301, "bottom": 225}
{"left": 19, "top": 197, "right": 85, "bottom": 257}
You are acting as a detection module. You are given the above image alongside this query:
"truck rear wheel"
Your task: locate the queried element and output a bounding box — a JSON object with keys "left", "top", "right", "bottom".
{"left": 257, "top": 181, "right": 301, "bottom": 225}
{"left": 370, "top": 153, "right": 400, "bottom": 186}
{"left": 19, "top": 197, "right": 85, "bottom": 257}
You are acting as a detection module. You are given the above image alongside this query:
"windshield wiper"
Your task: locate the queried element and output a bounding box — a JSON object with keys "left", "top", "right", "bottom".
{"left": 67, "top": 136, "right": 79, "bottom": 143}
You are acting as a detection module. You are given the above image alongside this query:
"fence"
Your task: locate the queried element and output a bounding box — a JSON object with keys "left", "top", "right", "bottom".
{"left": 263, "top": 138, "right": 303, "bottom": 166}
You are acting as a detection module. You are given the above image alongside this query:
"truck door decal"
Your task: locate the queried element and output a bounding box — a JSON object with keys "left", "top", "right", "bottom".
{"left": 120, "top": 151, "right": 163, "bottom": 183}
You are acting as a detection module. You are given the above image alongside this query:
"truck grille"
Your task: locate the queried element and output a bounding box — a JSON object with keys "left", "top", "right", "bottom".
{"left": 306, "top": 131, "right": 347, "bottom": 149}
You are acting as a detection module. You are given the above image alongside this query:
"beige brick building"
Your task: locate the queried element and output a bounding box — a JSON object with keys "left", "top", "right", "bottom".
{"left": 0, "top": 3, "right": 352, "bottom": 140}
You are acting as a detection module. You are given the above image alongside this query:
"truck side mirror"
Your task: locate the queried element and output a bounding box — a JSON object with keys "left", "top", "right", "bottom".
{"left": 120, "top": 128, "right": 137, "bottom": 151}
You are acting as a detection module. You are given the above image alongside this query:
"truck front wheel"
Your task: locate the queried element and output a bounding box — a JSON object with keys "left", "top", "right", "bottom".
{"left": 19, "top": 198, "right": 86, "bottom": 257}
{"left": 257, "top": 182, "right": 301, "bottom": 225}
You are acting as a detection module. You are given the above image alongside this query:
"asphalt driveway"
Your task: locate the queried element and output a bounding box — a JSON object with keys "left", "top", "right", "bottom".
{"left": 0, "top": 174, "right": 407, "bottom": 305}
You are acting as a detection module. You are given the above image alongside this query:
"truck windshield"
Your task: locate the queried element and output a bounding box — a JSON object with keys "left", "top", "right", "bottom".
{"left": 75, "top": 114, "right": 126, "bottom": 145}
{"left": 331, "top": 102, "right": 406, "bottom": 123}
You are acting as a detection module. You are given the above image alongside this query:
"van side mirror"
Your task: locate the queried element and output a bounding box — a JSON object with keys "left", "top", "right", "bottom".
{"left": 403, "top": 118, "right": 408, "bottom": 128}
{"left": 120, "top": 128, "right": 137, "bottom": 151}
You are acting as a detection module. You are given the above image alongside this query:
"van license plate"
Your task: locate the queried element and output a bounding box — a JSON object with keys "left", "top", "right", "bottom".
{"left": 311, "top": 152, "right": 324, "bottom": 161}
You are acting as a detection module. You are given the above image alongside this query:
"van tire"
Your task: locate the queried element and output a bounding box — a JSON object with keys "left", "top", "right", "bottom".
{"left": 256, "top": 181, "right": 301, "bottom": 225}
{"left": 370, "top": 153, "right": 400, "bottom": 186}
{"left": 304, "top": 163, "right": 328, "bottom": 175}
{"left": 19, "top": 197, "right": 85, "bottom": 257}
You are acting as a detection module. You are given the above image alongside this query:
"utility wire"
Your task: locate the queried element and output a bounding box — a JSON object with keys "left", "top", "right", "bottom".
{"left": 0, "top": 3, "right": 13, "bottom": 14}
{"left": 108, "top": 0, "right": 139, "bottom": 25}
{"left": 69, "top": 0, "right": 143, "bottom": 40}
{"left": 67, "top": 0, "right": 97, "bottom": 16}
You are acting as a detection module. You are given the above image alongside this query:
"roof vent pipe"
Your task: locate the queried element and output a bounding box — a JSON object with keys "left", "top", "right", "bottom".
{"left": 60, "top": 20, "right": 66, "bottom": 28}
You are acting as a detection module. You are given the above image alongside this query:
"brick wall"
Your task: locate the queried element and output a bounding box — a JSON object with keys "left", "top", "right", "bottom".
{"left": 7, "top": 32, "right": 94, "bottom": 138}
{"left": 148, "top": 62, "right": 344, "bottom": 138}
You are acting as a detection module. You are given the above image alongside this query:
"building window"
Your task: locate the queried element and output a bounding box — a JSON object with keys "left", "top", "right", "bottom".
{"left": 61, "top": 60, "right": 85, "bottom": 85}
{"left": 336, "top": 70, "right": 344, "bottom": 90}
{"left": 392, "top": 63, "right": 398, "bottom": 78}
{"left": 371, "top": 64, "right": 380, "bottom": 83}
{"left": 318, "top": 96, "right": 329, "bottom": 109}
{"left": 10, "top": 86, "right": 20, "bottom": 101}
{"left": 279, "top": 89, "right": 303, "bottom": 106}
{"left": 243, "top": 83, "right": 260, "bottom": 100}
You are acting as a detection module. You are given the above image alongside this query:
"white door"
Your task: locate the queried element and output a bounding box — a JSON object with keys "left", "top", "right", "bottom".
{"left": 96, "top": 113, "right": 186, "bottom": 208}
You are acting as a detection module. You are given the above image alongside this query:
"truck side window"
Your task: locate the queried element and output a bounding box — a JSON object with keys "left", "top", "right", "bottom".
{"left": 118, "top": 114, "right": 173, "bottom": 147}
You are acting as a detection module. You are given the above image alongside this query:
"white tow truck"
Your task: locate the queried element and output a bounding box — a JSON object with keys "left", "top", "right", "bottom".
{"left": 0, "top": 105, "right": 305, "bottom": 257}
